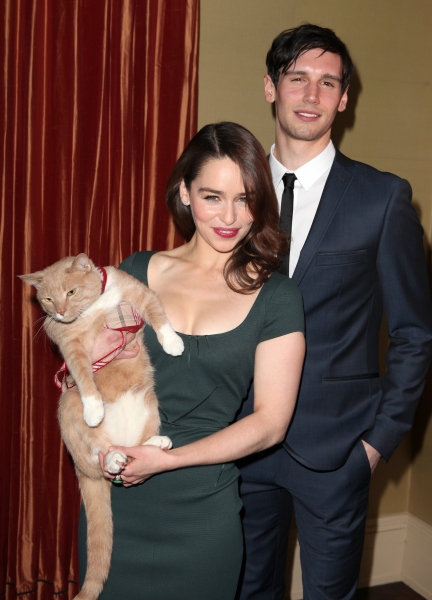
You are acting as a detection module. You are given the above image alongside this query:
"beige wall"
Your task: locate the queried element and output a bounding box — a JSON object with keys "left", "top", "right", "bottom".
{"left": 199, "top": 0, "right": 432, "bottom": 522}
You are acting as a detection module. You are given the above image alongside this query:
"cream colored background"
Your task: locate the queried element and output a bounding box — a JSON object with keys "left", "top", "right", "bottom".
{"left": 199, "top": 0, "right": 432, "bottom": 526}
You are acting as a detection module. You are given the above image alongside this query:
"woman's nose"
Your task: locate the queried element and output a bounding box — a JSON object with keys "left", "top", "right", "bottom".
{"left": 220, "top": 201, "right": 236, "bottom": 224}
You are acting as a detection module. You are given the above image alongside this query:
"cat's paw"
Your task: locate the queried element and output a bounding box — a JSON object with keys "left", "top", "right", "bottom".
{"left": 105, "top": 449, "right": 128, "bottom": 474}
{"left": 164, "top": 333, "right": 184, "bottom": 356}
{"left": 159, "top": 323, "right": 184, "bottom": 356}
{"left": 143, "top": 435, "right": 173, "bottom": 450}
{"left": 82, "top": 395, "right": 105, "bottom": 427}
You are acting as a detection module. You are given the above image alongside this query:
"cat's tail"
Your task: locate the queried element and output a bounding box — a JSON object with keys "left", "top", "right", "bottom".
{"left": 74, "top": 474, "right": 112, "bottom": 600}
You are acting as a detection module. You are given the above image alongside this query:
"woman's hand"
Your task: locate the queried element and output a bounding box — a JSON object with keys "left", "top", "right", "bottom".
{"left": 92, "top": 326, "right": 140, "bottom": 362}
{"left": 98, "top": 445, "right": 174, "bottom": 487}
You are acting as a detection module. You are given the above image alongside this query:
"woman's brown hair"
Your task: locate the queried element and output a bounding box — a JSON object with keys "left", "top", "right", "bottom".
{"left": 166, "top": 122, "right": 288, "bottom": 293}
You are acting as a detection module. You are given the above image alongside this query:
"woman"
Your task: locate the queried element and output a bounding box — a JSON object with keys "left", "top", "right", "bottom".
{"left": 81, "top": 122, "right": 305, "bottom": 599}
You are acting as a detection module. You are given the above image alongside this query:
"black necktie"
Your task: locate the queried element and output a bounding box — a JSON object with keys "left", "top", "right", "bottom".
{"left": 279, "top": 172, "right": 297, "bottom": 275}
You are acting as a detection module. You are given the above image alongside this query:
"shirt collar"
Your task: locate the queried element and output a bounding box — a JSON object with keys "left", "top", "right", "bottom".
{"left": 269, "top": 140, "right": 336, "bottom": 192}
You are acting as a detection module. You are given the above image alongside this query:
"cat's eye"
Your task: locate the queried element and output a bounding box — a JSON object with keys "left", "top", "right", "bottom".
{"left": 67, "top": 288, "right": 77, "bottom": 296}
{"left": 43, "top": 297, "right": 52, "bottom": 303}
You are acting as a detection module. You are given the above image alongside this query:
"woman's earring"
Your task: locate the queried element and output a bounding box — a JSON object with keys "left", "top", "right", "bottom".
{"left": 182, "top": 198, "right": 190, "bottom": 206}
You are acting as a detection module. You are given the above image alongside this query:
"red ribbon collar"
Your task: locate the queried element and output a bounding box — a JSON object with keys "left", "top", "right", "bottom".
{"left": 97, "top": 266, "right": 107, "bottom": 293}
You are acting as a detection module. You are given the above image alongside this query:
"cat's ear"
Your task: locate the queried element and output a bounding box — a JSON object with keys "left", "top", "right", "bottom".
{"left": 72, "top": 253, "right": 93, "bottom": 273}
{"left": 18, "top": 271, "right": 45, "bottom": 287}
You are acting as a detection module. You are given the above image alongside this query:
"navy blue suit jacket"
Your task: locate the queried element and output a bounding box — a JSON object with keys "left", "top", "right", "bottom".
{"left": 239, "top": 150, "right": 432, "bottom": 472}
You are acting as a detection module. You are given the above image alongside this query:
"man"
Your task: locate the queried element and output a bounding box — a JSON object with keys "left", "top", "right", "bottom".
{"left": 236, "top": 24, "right": 432, "bottom": 600}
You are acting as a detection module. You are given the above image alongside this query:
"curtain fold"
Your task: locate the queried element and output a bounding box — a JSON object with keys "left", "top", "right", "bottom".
{"left": 0, "top": 1, "right": 199, "bottom": 597}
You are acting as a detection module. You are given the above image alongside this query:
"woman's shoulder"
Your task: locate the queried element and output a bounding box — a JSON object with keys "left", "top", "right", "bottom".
{"left": 255, "top": 274, "right": 304, "bottom": 341}
{"left": 118, "top": 248, "right": 184, "bottom": 283}
{"left": 118, "top": 251, "right": 157, "bottom": 278}
{"left": 262, "top": 273, "right": 302, "bottom": 302}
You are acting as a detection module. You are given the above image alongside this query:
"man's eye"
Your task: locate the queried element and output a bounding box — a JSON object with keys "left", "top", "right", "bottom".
{"left": 67, "top": 289, "right": 77, "bottom": 296}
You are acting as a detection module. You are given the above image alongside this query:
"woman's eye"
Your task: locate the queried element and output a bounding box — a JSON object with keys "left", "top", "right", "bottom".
{"left": 204, "top": 195, "right": 219, "bottom": 202}
{"left": 238, "top": 196, "right": 247, "bottom": 203}
{"left": 67, "top": 289, "right": 76, "bottom": 296}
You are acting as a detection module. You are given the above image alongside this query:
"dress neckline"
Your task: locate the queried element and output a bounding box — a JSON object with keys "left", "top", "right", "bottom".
{"left": 146, "top": 251, "right": 267, "bottom": 339}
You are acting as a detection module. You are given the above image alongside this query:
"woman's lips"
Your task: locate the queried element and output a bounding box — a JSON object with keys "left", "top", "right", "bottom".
{"left": 213, "top": 228, "right": 240, "bottom": 238}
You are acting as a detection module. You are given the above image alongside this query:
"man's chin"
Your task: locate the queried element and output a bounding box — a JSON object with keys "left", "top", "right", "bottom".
{"left": 288, "top": 127, "right": 329, "bottom": 142}
{"left": 279, "top": 121, "right": 331, "bottom": 143}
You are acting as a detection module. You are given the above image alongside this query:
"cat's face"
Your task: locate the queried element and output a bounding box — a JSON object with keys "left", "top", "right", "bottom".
{"left": 20, "top": 254, "right": 103, "bottom": 323}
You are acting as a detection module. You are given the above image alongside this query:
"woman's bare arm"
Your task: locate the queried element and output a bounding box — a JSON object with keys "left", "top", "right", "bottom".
{"left": 101, "top": 331, "right": 305, "bottom": 485}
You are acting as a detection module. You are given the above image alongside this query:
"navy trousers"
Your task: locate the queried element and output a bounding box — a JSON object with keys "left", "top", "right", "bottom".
{"left": 237, "top": 441, "right": 371, "bottom": 600}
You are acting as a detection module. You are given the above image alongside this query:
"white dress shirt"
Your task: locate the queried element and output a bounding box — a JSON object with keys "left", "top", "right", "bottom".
{"left": 269, "top": 141, "right": 336, "bottom": 277}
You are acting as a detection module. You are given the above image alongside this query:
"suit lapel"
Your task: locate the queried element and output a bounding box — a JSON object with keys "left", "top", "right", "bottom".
{"left": 292, "top": 151, "right": 354, "bottom": 286}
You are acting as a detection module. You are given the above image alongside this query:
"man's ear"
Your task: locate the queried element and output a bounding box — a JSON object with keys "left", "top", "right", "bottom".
{"left": 338, "top": 85, "right": 349, "bottom": 113}
{"left": 264, "top": 74, "right": 276, "bottom": 104}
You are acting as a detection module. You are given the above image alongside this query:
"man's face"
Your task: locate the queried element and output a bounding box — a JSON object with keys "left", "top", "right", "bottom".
{"left": 264, "top": 49, "right": 348, "bottom": 144}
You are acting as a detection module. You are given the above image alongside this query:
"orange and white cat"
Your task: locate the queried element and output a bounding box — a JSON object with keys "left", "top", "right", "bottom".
{"left": 20, "top": 253, "right": 184, "bottom": 600}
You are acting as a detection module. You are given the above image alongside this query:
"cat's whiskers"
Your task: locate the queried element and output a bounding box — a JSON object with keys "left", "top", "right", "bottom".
{"left": 33, "top": 320, "right": 48, "bottom": 342}
{"left": 33, "top": 318, "right": 50, "bottom": 344}
{"left": 42, "top": 315, "right": 57, "bottom": 338}
{"left": 32, "top": 314, "right": 46, "bottom": 333}
{"left": 34, "top": 315, "right": 46, "bottom": 326}
{"left": 35, "top": 316, "right": 60, "bottom": 351}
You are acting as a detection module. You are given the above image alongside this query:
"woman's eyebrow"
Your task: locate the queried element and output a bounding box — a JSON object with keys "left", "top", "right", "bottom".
{"left": 198, "top": 187, "right": 224, "bottom": 194}
{"left": 198, "top": 187, "right": 247, "bottom": 198}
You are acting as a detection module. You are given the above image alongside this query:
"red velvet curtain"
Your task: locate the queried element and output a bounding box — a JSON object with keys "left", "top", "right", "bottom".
{"left": 0, "top": 1, "right": 199, "bottom": 597}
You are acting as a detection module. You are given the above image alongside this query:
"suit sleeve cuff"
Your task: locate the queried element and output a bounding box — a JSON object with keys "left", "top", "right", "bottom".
{"left": 362, "top": 418, "right": 404, "bottom": 462}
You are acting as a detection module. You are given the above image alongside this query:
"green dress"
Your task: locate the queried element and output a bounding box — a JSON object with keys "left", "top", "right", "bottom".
{"left": 79, "top": 251, "right": 304, "bottom": 600}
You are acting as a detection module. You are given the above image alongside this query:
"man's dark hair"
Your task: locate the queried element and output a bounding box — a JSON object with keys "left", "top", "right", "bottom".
{"left": 266, "top": 24, "right": 354, "bottom": 91}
